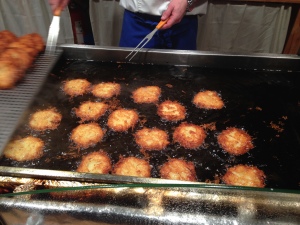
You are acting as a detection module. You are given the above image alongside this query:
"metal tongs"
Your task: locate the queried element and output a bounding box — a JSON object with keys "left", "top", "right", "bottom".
{"left": 125, "top": 19, "right": 168, "bottom": 61}
{"left": 45, "top": 4, "right": 64, "bottom": 55}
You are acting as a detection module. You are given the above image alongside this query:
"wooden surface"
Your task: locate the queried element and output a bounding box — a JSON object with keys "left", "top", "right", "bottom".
{"left": 283, "top": 6, "right": 300, "bottom": 54}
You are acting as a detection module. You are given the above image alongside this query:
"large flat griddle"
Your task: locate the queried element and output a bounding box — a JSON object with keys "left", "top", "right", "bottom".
{"left": 0, "top": 45, "right": 299, "bottom": 191}
{"left": 0, "top": 45, "right": 300, "bottom": 224}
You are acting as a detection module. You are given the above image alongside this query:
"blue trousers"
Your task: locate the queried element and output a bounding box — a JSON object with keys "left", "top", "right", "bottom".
{"left": 119, "top": 10, "right": 198, "bottom": 50}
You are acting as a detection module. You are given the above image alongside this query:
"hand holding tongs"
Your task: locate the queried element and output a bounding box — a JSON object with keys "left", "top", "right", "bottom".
{"left": 125, "top": 19, "right": 169, "bottom": 61}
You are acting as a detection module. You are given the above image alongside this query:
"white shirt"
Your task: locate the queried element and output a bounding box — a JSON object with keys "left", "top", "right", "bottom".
{"left": 119, "top": 0, "right": 207, "bottom": 16}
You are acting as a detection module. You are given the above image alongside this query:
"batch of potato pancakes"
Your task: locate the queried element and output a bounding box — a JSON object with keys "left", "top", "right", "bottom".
{"left": 0, "top": 30, "right": 266, "bottom": 188}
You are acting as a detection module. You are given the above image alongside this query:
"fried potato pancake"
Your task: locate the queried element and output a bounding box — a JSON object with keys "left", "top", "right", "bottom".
{"left": 0, "top": 30, "right": 17, "bottom": 40}
{"left": 132, "top": 86, "right": 161, "bottom": 104}
{"left": 217, "top": 127, "right": 254, "bottom": 155}
{"left": 222, "top": 164, "right": 266, "bottom": 188}
{"left": 92, "top": 82, "right": 121, "bottom": 99}
{"left": 3, "top": 136, "right": 44, "bottom": 161}
{"left": 0, "top": 30, "right": 17, "bottom": 52}
{"left": 0, "top": 61, "right": 21, "bottom": 89}
{"left": 173, "top": 122, "right": 206, "bottom": 149}
{"left": 1, "top": 48, "right": 33, "bottom": 70}
{"left": 134, "top": 127, "right": 169, "bottom": 150}
{"left": 0, "top": 31, "right": 45, "bottom": 89}
{"left": 29, "top": 108, "right": 62, "bottom": 131}
{"left": 75, "top": 101, "right": 108, "bottom": 122}
{"left": 7, "top": 41, "right": 37, "bottom": 57}
{"left": 20, "top": 33, "right": 45, "bottom": 52}
{"left": 157, "top": 100, "right": 186, "bottom": 121}
{"left": 160, "top": 158, "right": 197, "bottom": 181}
{"left": 77, "top": 151, "right": 112, "bottom": 174}
{"left": 113, "top": 157, "right": 151, "bottom": 177}
{"left": 63, "top": 79, "right": 91, "bottom": 97}
{"left": 193, "top": 90, "right": 224, "bottom": 109}
{"left": 107, "top": 109, "right": 139, "bottom": 132}
{"left": 70, "top": 123, "right": 104, "bottom": 149}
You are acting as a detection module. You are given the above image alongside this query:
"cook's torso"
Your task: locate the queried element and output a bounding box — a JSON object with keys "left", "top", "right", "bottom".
{"left": 119, "top": 0, "right": 207, "bottom": 16}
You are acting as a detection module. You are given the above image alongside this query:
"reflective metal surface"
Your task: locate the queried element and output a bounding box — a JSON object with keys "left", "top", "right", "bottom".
{"left": 60, "top": 44, "right": 300, "bottom": 71}
{"left": 0, "top": 176, "right": 299, "bottom": 224}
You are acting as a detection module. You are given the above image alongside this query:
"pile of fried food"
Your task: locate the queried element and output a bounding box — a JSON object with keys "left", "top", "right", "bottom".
{"left": 0, "top": 30, "right": 45, "bottom": 89}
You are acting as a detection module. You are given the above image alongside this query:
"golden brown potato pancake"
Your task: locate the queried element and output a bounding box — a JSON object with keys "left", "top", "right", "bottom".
{"left": 0, "top": 30, "right": 18, "bottom": 52}
{"left": 92, "top": 82, "right": 121, "bottom": 99}
{"left": 217, "top": 127, "right": 254, "bottom": 155}
{"left": 160, "top": 158, "right": 197, "bottom": 181}
{"left": 1, "top": 48, "right": 33, "bottom": 70}
{"left": 20, "top": 33, "right": 45, "bottom": 52}
{"left": 70, "top": 123, "right": 104, "bottom": 149}
{"left": 7, "top": 41, "right": 37, "bottom": 57}
{"left": 63, "top": 79, "right": 91, "bottom": 97}
{"left": 173, "top": 122, "right": 206, "bottom": 149}
{"left": 222, "top": 164, "right": 266, "bottom": 188}
{"left": 77, "top": 151, "right": 112, "bottom": 174}
{"left": 193, "top": 90, "right": 224, "bottom": 109}
{"left": 0, "top": 31, "right": 44, "bottom": 89}
{"left": 3, "top": 136, "right": 44, "bottom": 161}
{"left": 134, "top": 127, "right": 169, "bottom": 150}
{"left": 29, "top": 108, "right": 62, "bottom": 131}
{"left": 132, "top": 86, "right": 161, "bottom": 104}
{"left": 0, "top": 61, "right": 21, "bottom": 89}
{"left": 75, "top": 101, "right": 108, "bottom": 122}
{"left": 113, "top": 157, "right": 151, "bottom": 178}
{"left": 107, "top": 108, "right": 139, "bottom": 132}
{"left": 157, "top": 100, "right": 186, "bottom": 122}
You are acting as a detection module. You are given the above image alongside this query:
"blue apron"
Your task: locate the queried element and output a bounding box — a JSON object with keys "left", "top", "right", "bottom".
{"left": 119, "top": 9, "right": 198, "bottom": 50}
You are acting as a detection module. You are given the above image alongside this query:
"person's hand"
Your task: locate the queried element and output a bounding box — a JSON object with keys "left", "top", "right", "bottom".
{"left": 160, "top": 0, "right": 188, "bottom": 29}
{"left": 48, "top": 0, "right": 70, "bottom": 14}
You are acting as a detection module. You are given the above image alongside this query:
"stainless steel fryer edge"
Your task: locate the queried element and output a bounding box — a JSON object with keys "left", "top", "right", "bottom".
{"left": 0, "top": 176, "right": 299, "bottom": 225}
{"left": 60, "top": 44, "right": 300, "bottom": 71}
{"left": 0, "top": 166, "right": 200, "bottom": 185}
